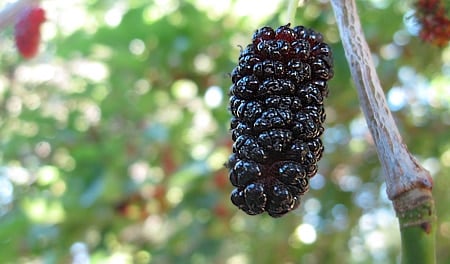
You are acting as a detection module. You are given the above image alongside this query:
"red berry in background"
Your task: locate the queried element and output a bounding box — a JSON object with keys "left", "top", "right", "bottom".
{"left": 14, "top": 6, "right": 46, "bottom": 59}
{"left": 415, "top": 0, "right": 450, "bottom": 47}
{"left": 213, "top": 203, "right": 230, "bottom": 219}
{"left": 213, "top": 170, "right": 228, "bottom": 189}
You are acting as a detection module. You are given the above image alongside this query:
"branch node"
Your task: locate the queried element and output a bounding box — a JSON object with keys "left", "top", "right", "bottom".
{"left": 393, "top": 188, "right": 435, "bottom": 229}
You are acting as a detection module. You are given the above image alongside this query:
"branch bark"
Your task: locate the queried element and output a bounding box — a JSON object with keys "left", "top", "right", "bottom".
{"left": 330, "top": 0, "right": 436, "bottom": 263}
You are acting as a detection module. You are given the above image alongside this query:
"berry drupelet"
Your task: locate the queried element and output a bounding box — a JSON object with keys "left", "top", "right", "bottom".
{"left": 227, "top": 24, "right": 334, "bottom": 217}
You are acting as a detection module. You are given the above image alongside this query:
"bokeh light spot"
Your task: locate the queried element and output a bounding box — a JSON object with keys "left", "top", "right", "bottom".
{"left": 104, "top": 3, "right": 126, "bottom": 27}
{"left": 393, "top": 30, "right": 411, "bottom": 46}
{"left": 422, "top": 157, "right": 440, "bottom": 176}
{"left": 194, "top": 53, "right": 214, "bottom": 73}
{"left": 440, "top": 222, "right": 450, "bottom": 238}
{"left": 310, "top": 174, "right": 326, "bottom": 190}
{"left": 369, "top": 0, "right": 390, "bottom": 9}
{"left": 387, "top": 86, "right": 407, "bottom": 111}
{"left": 226, "top": 254, "right": 249, "bottom": 264}
{"left": 129, "top": 39, "right": 146, "bottom": 56}
{"left": 71, "top": 60, "right": 109, "bottom": 82}
{"left": 338, "top": 174, "right": 362, "bottom": 192}
{"left": 51, "top": 180, "right": 67, "bottom": 197}
{"left": 4, "top": 165, "right": 32, "bottom": 185}
{"left": 134, "top": 79, "right": 151, "bottom": 95}
{"left": 136, "top": 250, "right": 152, "bottom": 264}
{"left": 441, "top": 149, "right": 450, "bottom": 167}
{"left": 294, "top": 223, "right": 317, "bottom": 244}
{"left": 206, "top": 147, "right": 229, "bottom": 170}
{"left": 37, "top": 166, "right": 60, "bottom": 186}
{"left": 70, "top": 242, "right": 90, "bottom": 264}
{"left": 143, "top": 216, "right": 167, "bottom": 243}
{"left": 0, "top": 175, "right": 13, "bottom": 210}
{"left": 166, "top": 187, "right": 183, "bottom": 205}
{"left": 129, "top": 161, "right": 151, "bottom": 183}
{"left": 204, "top": 86, "right": 223, "bottom": 108}
{"left": 304, "top": 198, "right": 321, "bottom": 214}
{"left": 6, "top": 96, "right": 22, "bottom": 116}
{"left": 171, "top": 79, "right": 198, "bottom": 101}
{"left": 380, "top": 43, "right": 401, "bottom": 60}
{"left": 23, "top": 198, "right": 65, "bottom": 224}
{"left": 143, "top": 0, "right": 179, "bottom": 23}
{"left": 365, "top": 230, "right": 385, "bottom": 252}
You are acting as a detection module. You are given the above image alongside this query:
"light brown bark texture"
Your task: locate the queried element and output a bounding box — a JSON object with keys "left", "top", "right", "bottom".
{"left": 329, "top": 0, "right": 432, "bottom": 200}
{"left": 330, "top": 1, "right": 436, "bottom": 263}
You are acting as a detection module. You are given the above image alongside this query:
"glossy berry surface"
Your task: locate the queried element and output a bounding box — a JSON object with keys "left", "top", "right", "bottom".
{"left": 228, "top": 24, "right": 333, "bottom": 217}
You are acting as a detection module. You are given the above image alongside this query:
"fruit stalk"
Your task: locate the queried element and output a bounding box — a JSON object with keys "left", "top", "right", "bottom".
{"left": 0, "top": 0, "right": 39, "bottom": 29}
{"left": 330, "top": 0, "right": 436, "bottom": 263}
{"left": 287, "top": 0, "right": 299, "bottom": 24}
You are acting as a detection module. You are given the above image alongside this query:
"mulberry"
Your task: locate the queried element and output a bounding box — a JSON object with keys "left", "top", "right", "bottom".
{"left": 227, "top": 24, "right": 333, "bottom": 217}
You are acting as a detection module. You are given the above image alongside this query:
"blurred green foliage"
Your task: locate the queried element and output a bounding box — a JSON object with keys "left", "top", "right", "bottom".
{"left": 0, "top": 0, "right": 449, "bottom": 263}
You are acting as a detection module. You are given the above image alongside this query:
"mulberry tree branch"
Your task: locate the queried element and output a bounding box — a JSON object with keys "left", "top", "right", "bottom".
{"left": 0, "top": 0, "right": 39, "bottom": 30}
{"left": 330, "top": 0, "right": 436, "bottom": 263}
{"left": 330, "top": 0, "right": 432, "bottom": 199}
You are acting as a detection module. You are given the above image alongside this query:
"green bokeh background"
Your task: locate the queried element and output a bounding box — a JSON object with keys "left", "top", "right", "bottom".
{"left": 0, "top": 0, "right": 449, "bottom": 263}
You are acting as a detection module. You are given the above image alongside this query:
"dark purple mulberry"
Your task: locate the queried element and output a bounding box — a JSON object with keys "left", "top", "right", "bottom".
{"left": 265, "top": 183, "right": 295, "bottom": 216}
{"left": 244, "top": 183, "right": 267, "bottom": 214}
{"left": 233, "top": 134, "right": 267, "bottom": 163}
{"left": 253, "top": 27, "right": 276, "bottom": 44}
{"left": 253, "top": 108, "right": 293, "bottom": 131}
{"left": 227, "top": 24, "right": 333, "bottom": 217}
{"left": 253, "top": 60, "right": 285, "bottom": 79}
{"left": 257, "top": 129, "right": 293, "bottom": 153}
{"left": 278, "top": 161, "right": 307, "bottom": 186}
{"left": 264, "top": 95, "right": 302, "bottom": 111}
{"left": 229, "top": 160, "right": 262, "bottom": 187}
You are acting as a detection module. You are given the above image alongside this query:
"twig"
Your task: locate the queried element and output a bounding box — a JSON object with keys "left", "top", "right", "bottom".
{"left": 330, "top": 0, "right": 436, "bottom": 263}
